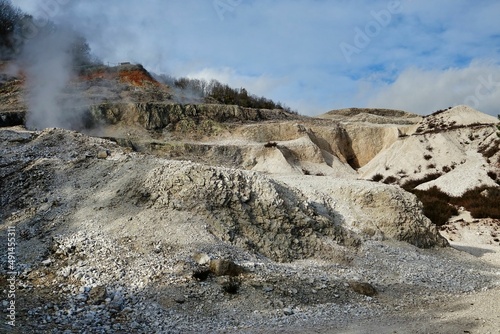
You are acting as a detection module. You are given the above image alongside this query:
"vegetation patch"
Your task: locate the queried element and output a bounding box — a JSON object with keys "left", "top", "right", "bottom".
{"left": 403, "top": 173, "right": 500, "bottom": 224}
{"left": 402, "top": 173, "right": 442, "bottom": 191}
{"left": 383, "top": 176, "right": 398, "bottom": 184}
{"left": 450, "top": 187, "right": 500, "bottom": 219}
{"left": 411, "top": 187, "right": 458, "bottom": 226}
{"left": 264, "top": 141, "right": 278, "bottom": 148}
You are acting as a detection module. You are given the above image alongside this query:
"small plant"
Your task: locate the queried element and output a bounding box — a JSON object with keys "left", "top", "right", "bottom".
{"left": 302, "top": 168, "right": 311, "bottom": 175}
{"left": 427, "top": 163, "right": 436, "bottom": 169}
{"left": 487, "top": 171, "right": 498, "bottom": 180}
{"left": 371, "top": 173, "right": 384, "bottom": 182}
{"left": 426, "top": 145, "right": 434, "bottom": 152}
{"left": 424, "top": 154, "right": 433, "bottom": 160}
{"left": 264, "top": 141, "right": 278, "bottom": 148}
{"left": 383, "top": 176, "right": 398, "bottom": 184}
{"left": 442, "top": 166, "right": 451, "bottom": 173}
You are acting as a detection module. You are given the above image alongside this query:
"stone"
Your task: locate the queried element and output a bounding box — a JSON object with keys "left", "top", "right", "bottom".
{"left": 209, "top": 259, "right": 244, "bottom": 277}
{"left": 193, "top": 253, "right": 210, "bottom": 265}
{"left": 348, "top": 281, "right": 378, "bottom": 297}
{"left": 88, "top": 285, "right": 107, "bottom": 305}
{"left": 97, "top": 150, "right": 109, "bottom": 159}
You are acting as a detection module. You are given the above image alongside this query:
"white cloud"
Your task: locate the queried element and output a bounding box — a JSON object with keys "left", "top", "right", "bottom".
{"left": 366, "top": 61, "right": 500, "bottom": 116}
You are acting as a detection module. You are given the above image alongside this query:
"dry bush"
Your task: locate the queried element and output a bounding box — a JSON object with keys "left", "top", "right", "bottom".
{"left": 442, "top": 166, "right": 451, "bottom": 173}
{"left": 402, "top": 173, "right": 442, "bottom": 191}
{"left": 383, "top": 176, "right": 398, "bottom": 184}
{"left": 450, "top": 187, "right": 500, "bottom": 219}
{"left": 371, "top": 173, "right": 384, "bottom": 182}
{"left": 412, "top": 187, "right": 458, "bottom": 226}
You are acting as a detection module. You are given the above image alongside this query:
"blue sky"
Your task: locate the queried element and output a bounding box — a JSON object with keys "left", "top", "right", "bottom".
{"left": 13, "top": 0, "right": 500, "bottom": 116}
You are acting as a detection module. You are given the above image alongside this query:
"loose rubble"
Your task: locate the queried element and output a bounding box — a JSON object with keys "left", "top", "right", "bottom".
{"left": 1, "top": 127, "right": 499, "bottom": 333}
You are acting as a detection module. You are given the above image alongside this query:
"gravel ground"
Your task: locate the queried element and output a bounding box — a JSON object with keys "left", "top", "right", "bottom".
{"left": 1, "top": 126, "right": 499, "bottom": 333}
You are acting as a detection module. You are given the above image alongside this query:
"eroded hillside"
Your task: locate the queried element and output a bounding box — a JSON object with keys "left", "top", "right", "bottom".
{"left": 1, "top": 62, "right": 500, "bottom": 333}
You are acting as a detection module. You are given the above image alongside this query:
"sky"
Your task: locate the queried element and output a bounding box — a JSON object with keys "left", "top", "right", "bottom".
{"left": 12, "top": 0, "right": 500, "bottom": 116}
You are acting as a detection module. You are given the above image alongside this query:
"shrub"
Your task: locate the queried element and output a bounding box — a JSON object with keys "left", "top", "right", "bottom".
{"left": 264, "top": 141, "right": 277, "bottom": 148}
{"left": 442, "top": 166, "right": 451, "bottom": 173}
{"left": 412, "top": 187, "right": 458, "bottom": 226}
{"left": 424, "top": 154, "right": 433, "bottom": 160}
{"left": 451, "top": 187, "right": 500, "bottom": 219}
{"left": 402, "top": 173, "right": 442, "bottom": 191}
{"left": 371, "top": 173, "right": 384, "bottom": 182}
{"left": 383, "top": 176, "right": 398, "bottom": 184}
{"left": 478, "top": 139, "right": 500, "bottom": 159}
{"left": 487, "top": 171, "right": 497, "bottom": 180}
{"left": 427, "top": 164, "right": 436, "bottom": 169}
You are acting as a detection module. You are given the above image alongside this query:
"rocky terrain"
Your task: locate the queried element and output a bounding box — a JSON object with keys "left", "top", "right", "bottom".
{"left": 1, "top": 63, "right": 500, "bottom": 333}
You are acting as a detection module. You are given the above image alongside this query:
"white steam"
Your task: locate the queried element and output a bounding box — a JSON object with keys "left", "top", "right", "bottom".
{"left": 21, "top": 27, "right": 89, "bottom": 130}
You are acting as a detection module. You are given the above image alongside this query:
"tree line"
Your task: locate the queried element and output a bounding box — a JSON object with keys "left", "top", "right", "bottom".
{"left": 156, "top": 74, "right": 298, "bottom": 114}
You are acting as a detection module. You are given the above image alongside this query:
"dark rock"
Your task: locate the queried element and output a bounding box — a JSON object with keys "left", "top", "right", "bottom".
{"left": 348, "top": 281, "right": 377, "bottom": 297}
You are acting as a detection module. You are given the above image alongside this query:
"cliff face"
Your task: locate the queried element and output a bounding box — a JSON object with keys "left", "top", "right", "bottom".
{"left": 88, "top": 102, "right": 298, "bottom": 130}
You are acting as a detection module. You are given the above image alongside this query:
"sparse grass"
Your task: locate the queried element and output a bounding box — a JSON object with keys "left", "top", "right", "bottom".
{"left": 264, "top": 141, "right": 278, "bottom": 148}
{"left": 478, "top": 139, "right": 500, "bottom": 159}
{"left": 405, "top": 177, "right": 500, "bottom": 224}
